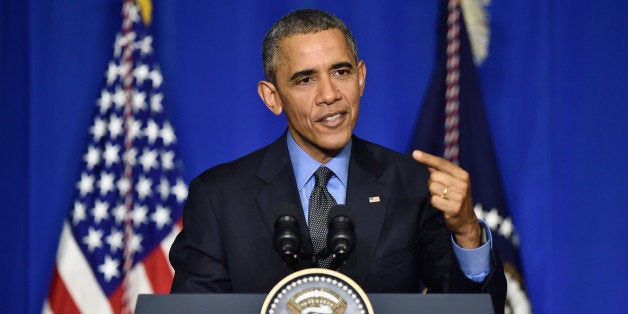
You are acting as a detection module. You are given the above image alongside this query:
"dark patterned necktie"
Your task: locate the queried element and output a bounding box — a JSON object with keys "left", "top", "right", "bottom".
{"left": 308, "top": 166, "right": 337, "bottom": 268}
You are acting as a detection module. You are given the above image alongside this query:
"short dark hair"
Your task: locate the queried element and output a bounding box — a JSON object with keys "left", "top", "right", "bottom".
{"left": 261, "top": 9, "right": 359, "bottom": 84}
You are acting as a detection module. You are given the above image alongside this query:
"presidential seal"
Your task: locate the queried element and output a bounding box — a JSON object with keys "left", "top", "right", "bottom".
{"left": 261, "top": 268, "right": 373, "bottom": 314}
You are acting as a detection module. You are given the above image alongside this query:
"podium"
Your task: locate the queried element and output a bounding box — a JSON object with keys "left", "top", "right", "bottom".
{"left": 143, "top": 268, "right": 495, "bottom": 313}
{"left": 135, "top": 293, "right": 494, "bottom": 313}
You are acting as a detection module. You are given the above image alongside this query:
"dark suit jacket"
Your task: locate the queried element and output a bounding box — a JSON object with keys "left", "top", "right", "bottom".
{"left": 169, "top": 134, "right": 506, "bottom": 312}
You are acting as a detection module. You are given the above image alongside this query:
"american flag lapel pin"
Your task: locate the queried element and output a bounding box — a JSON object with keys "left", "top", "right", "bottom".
{"left": 368, "top": 196, "right": 380, "bottom": 203}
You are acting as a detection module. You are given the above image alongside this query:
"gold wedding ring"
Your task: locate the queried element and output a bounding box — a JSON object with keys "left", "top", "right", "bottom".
{"left": 440, "top": 186, "right": 448, "bottom": 199}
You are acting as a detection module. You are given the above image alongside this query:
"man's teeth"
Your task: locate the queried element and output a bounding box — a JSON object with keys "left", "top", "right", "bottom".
{"left": 324, "top": 113, "right": 342, "bottom": 121}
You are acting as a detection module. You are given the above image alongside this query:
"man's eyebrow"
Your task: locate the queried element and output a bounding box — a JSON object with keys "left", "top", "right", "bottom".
{"left": 288, "top": 62, "right": 354, "bottom": 82}
{"left": 330, "top": 62, "right": 353, "bottom": 70}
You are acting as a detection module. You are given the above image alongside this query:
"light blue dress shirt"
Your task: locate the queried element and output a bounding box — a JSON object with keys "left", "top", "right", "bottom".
{"left": 286, "top": 132, "right": 491, "bottom": 282}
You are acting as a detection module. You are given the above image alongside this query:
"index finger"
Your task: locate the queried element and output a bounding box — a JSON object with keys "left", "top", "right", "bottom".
{"left": 412, "top": 150, "right": 463, "bottom": 176}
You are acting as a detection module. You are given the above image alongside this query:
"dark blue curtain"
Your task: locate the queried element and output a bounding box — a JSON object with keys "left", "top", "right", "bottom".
{"left": 1, "top": 1, "right": 626, "bottom": 313}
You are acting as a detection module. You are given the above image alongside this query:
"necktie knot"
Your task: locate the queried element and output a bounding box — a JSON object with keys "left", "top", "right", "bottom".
{"left": 314, "top": 166, "right": 333, "bottom": 188}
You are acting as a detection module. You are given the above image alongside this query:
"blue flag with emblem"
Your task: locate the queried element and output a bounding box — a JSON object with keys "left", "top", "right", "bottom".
{"left": 410, "top": 0, "right": 531, "bottom": 312}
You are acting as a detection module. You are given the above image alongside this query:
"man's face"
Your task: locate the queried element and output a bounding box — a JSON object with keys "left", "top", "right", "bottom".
{"left": 259, "top": 29, "right": 366, "bottom": 163}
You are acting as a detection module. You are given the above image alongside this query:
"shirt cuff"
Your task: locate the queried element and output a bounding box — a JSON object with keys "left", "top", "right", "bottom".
{"left": 451, "top": 219, "right": 492, "bottom": 282}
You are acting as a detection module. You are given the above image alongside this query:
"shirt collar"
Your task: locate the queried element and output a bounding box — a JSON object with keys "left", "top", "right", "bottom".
{"left": 286, "top": 131, "right": 351, "bottom": 191}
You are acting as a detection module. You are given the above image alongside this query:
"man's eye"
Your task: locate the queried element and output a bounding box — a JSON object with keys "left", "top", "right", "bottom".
{"left": 334, "top": 69, "right": 350, "bottom": 76}
{"left": 297, "top": 77, "right": 313, "bottom": 84}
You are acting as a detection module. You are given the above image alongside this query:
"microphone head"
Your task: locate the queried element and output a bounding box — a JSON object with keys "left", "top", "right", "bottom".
{"left": 273, "top": 202, "right": 302, "bottom": 265}
{"left": 274, "top": 202, "right": 300, "bottom": 234}
{"left": 327, "top": 205, "right": 356, "bottom": 264}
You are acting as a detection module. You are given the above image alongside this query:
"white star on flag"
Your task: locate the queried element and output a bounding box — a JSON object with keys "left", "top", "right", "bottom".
{"left": 72, "top": 201, "right": 87, "bottom": 225}
{"left": 106, "top": 229, "right": 124, "bottom": 253}
{"left": 98, "top": 171, "right": 116, "bottom": 195}
{"left": 98, "top": 255, "right": 120, "bottom": 282}
{"left": 92, "top": 200, "right": 110, "bottom": 224}
{"left": 90, "top": 117, "right": 107, "bottom": 141}
{"left": 76, "top": 173, "right": 94, "bottom": 197}
{"left": 83, "top": 227, "right": 104, "bottom": 252}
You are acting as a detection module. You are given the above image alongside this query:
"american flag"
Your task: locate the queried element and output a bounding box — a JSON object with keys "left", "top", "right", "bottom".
{"left": 411, "top": 0, "right": 531, "bottom": 313}
{"left": 43, "top": 1, "right": 186, "bottom": 313}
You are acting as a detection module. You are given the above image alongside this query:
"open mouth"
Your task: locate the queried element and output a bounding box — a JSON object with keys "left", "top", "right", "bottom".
{"left": 317, "top": 111, "right": 347, "bottom": 127}
{"left": 323, "top": 113, "right": 342, "bottom": 122}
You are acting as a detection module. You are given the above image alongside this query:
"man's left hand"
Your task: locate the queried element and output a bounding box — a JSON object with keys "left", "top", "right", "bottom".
{"left": 412, "top": 150, "right": 481, "bottom": 249}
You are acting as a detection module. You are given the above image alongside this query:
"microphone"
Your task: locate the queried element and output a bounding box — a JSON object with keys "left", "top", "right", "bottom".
{"left": 327, "top": 205, "right": 356, "bottom": 269}
{"left": 273, "top": 202, "right": 302, "bottom": 268}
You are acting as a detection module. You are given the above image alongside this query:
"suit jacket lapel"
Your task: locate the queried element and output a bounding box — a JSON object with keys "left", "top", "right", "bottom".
{"left": 254, "top": 134, "right": 313, "bottom": 255}
{"left": 342, "top": 136, "right": 391, "bottom": 284}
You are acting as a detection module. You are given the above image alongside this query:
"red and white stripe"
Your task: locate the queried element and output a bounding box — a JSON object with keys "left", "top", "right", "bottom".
{"left": 43, "top": 222, "right": 180, "bottom": 314}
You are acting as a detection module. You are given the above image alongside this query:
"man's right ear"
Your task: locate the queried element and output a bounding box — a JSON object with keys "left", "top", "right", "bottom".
{"left": 257, "top": 80, "right": 283, "bottom": 115}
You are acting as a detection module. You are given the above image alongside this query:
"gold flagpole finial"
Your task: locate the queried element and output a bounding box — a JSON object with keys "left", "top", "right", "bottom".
{"left": 136, "top": 0, "right": 153, "bottom": 25}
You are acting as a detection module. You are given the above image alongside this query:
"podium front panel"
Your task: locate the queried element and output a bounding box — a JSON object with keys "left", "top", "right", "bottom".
{"left": 136, "top": 293, "right": 494, "bottom": 314}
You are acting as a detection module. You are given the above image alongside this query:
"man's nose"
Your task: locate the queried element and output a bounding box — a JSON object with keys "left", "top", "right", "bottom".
{"left": 315, "top": 77, "right": 341, "bottom": 105}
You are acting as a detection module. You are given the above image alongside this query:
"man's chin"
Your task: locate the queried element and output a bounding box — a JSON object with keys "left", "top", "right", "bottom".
{"left": 318, "top": 135, "right": 351, "bottom": 153}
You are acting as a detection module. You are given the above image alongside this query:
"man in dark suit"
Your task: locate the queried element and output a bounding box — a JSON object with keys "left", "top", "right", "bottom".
{"left": 169, "top": 9, "right": 506, "bottom": 313}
